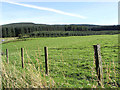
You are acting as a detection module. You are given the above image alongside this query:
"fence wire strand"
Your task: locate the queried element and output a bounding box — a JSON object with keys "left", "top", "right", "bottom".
{"left": 2, "top": 45, "right": 119, "bottom": 88}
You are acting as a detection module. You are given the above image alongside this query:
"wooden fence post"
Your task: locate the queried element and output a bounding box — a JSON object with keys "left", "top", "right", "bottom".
{"left": 21, "top": 48, "right": 24, "bottom": 68}
{"left": 44, "top": 47, "right": 48, "bottom": 75}
{"left": 6, "top": 49, "right": 9, "bottom": 63}
{"left": 93, "top": 44, "right": 103, "bottom": 85}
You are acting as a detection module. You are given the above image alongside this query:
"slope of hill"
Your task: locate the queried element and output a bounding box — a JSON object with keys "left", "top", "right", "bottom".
{"left": 1, "top": 22, "right": 119, "bottom": 37}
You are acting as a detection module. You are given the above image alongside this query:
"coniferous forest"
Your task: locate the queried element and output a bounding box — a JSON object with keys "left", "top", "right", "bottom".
{"left": 1, "top": 23, "right": 120, "bottom": 37}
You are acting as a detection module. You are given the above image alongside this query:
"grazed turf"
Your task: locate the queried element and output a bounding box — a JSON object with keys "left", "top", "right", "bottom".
{"left": 1, "top": 34, "right": 119, "bottom": 88}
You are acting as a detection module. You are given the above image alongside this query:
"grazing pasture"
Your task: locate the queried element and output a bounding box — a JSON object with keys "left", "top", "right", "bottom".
{"left": 1, "top": 34, "right": 119, "bottom": 88}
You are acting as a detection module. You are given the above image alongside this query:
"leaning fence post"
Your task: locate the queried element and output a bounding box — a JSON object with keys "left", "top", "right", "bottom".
{"left": 44, "top": 47, "right": 48, "bottom": 75}
{"left": 6, "top": 49, "right": 9, "bottom": 63}
{"left": 93, "top": 44, "right": 103, "bottom": 85}
{"left": 21, "top": 48, "right": 24, "bottom": 68}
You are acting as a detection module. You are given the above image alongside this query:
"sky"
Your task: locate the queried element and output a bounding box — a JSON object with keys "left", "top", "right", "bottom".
{"left": 0, "top": 1, "right": 118, "bottom": 25}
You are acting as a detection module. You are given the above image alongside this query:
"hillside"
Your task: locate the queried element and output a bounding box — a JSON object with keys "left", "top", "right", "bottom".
{"left": 2, "top": 34, "right": 119, "bottom": 88}
{"left": 1, "top": 22, "right": 119, "bottom": 37}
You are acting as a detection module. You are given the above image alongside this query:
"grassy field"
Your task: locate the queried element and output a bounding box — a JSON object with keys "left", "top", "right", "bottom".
{"left": 1, "top": 34, "right": 119, "bottom": 88}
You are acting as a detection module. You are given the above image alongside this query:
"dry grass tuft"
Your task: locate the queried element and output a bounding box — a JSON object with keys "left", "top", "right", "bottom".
{"left": 2, "top": 53, "right": 56, "bottom": 88}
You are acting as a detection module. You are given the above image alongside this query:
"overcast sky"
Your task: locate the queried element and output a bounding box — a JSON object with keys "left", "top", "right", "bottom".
{"left": 0, "top": 1, "right": 118, "bottom": 25}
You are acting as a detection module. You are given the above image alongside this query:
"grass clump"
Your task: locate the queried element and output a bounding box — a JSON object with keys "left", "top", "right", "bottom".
{"left": 2, "top": 56, "right": 56, "bottom": 88}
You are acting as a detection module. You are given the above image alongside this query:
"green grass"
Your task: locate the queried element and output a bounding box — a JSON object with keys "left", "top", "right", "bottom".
{"left": 1, "top": 34, "right": 119, "bottom": 88}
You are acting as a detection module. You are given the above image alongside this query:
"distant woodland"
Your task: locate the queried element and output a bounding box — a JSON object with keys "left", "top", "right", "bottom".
{"left": 1, "top": 23, "right": 120, "bottom": 37}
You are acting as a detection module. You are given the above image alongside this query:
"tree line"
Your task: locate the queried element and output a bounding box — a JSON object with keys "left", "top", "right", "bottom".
{"left": 29, "top": 31, "right": 119, "bottom": 37}
{"left": 1, "top": 23, "right": 119, "bottom": 37}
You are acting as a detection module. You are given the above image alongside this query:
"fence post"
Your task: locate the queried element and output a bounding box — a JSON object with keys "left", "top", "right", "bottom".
{"left": 21, "top": 48, "right": 24, "bottom": 68}
{"left": 6, "top": 49, "right": 9, "bottom": 63}
{"left": 44, "top": 47, "right": 48, "bottom": 75}
{"left": 93, "top": 44, "right": 103, "bottom": 85}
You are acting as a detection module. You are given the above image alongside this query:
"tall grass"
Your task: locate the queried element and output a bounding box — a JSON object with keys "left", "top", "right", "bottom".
{"left": 2, "top": 49, "right": 56, "bottom": 88}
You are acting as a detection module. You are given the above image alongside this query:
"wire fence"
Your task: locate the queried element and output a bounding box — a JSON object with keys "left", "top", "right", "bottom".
{"left": 2, "top": 45, "right": 120, "bottom": 87}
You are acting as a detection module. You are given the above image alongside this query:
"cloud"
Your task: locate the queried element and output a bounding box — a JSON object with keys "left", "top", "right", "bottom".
{"left": 4, "top": 0, "right": 86, "bottom": 19}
